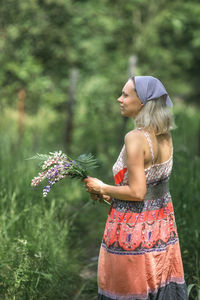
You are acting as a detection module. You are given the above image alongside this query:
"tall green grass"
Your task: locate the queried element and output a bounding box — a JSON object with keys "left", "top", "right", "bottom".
{"left": 0, "top": 139, "right": 80, "bottom": 299}
{"left": 0, "top": 108, "right": 94, "bottom": 299}
{"left": 0, "top": 103, "right": 200, "bottom": 299}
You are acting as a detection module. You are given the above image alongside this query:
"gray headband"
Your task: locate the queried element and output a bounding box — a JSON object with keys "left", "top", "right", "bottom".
{"left": 133, "top": 76, "right": 173, "bottom": 107}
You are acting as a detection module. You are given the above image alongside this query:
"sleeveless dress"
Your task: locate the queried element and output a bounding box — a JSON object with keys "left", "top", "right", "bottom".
{"left": 97, "top": 128, "right": 188, "bottom": 300}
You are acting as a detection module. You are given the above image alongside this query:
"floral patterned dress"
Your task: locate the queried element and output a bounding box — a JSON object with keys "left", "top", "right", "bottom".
{"left": 97, "top": 128, "right": 188, "bottom": 300}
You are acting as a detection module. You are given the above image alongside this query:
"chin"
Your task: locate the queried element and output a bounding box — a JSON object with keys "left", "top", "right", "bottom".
{"left": 121, "top": 111, "right": 132, "bottom": 118}
{"left": 121, "top": 111, "right": 126, "bottom": 117}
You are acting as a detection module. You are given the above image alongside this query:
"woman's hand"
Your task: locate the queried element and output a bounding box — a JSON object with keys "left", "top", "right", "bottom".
{"left": 83, "top": 176, "right": 106, "bottom": 194}
{"left": 82, "top": 177, "right": 112, "bottom": 204}
{"left": 90, "top": 193, "right": 112, "bottom": 203}
{"left": 101, "top": 194, "right": 113, "bottom": 203}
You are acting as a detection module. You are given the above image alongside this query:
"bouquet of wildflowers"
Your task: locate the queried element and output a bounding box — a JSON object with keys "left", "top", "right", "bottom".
{"left": 29, "top": 151, "right": 110, "bottom": 204}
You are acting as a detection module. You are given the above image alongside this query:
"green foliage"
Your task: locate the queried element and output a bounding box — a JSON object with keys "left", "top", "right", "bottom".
{"left": 188, "top": 283, "right": 200, "bottom": 300}
{"left": 0, "top": 127, "right": 86, "bottom": 299}
{"left": 76, "top": 153, "right": 99, "bottom": 172}
{"left": 134, "top": 1, "right": 200, "bottom": 99}
{"left": 1, "top": 0, "right": 200, "bottom": 114}
{"left": 26, "top": 153, "right": 50, "bottom": 164}
{"left": 0, "top": 100, "right": 200, "bottom": 299}
{"left": 1, "top": 0, "right": 200, "bottom": 298}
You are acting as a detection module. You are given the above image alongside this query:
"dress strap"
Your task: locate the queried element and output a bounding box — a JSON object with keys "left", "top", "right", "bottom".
{"left": 136, "top": 128, "right": 155, "bottom": 165}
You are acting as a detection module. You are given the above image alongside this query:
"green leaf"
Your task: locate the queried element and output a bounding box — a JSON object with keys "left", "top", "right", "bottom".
{"left": 26, "top": 153, "right": 50, "bottom": 161}
{"left": 25, "top": 153, "right": 51, "bottom": 167}
{"left": 187, "top": 283, "right": 196, "bottom": 296}
{"left": 76, "top": 153, "right": 99, "bottom": 173}
{"left": 198, "top": 285, "right": 200, "bottom": 300}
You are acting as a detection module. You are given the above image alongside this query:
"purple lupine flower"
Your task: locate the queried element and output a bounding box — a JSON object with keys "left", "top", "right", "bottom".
{"left": 30, "top": 150, "right": 99, "bottom": 199}
{"left": 43, "top": 185, "right": 51, "bottom": 197}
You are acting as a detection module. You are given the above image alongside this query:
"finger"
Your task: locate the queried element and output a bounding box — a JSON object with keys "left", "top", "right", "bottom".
{"left": 102, "top": 195, "right": 110, "bottom": 200}
{"left": 83, "top": 176, "right": 90, "bottom": 183}
{"left": 90, "top": 193, "right": 100, "bottom": 201}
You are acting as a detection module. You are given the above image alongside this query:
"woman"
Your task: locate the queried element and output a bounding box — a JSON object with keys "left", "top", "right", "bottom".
{"left": 84, "top": 76, "right": 188, "bottom": 300}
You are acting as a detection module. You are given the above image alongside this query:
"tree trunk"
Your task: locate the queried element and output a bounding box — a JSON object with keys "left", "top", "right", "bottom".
{"left": 65, "top": 68, "right": 79, "bottom": 152}
{"left": 18, "top": 88, "right": 25, "bottom": 138}
{"left": 198, "top": 122, "right": 200, "bottom": 156}
{"left": 120, "top": 55, "right": 138, "bottom": 145}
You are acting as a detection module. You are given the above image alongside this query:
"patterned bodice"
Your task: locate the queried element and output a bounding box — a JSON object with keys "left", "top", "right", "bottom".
{"left": 112, "top": 128, "right": 173, "bottom": 186}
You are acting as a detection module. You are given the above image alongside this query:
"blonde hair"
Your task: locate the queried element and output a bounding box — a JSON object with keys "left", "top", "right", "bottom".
{"left": 133, "top": 95, "right": 177, "bottom": 135}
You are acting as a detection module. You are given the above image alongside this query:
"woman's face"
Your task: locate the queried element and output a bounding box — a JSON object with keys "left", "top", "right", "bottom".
{"left": 117, "top": 79, "right": 144, "bottom": 118}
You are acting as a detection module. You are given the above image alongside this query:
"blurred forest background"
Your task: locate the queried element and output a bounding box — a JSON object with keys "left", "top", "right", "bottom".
{"left": 0, "top": 0, "right": 200, "bottom": 299}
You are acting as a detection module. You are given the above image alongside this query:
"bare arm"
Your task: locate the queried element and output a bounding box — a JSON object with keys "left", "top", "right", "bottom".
{"left": 84, "top": 131, "right": 147, "bottom": 202}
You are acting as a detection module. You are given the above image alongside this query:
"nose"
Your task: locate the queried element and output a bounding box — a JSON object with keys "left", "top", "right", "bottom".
{"left": 117, "top": 95, "right": 123, "bottom": 103}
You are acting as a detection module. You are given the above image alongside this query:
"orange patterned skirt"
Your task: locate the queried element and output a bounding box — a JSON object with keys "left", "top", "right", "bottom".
{"left": 97, "top": 197, "right": 188, "bottom": 300}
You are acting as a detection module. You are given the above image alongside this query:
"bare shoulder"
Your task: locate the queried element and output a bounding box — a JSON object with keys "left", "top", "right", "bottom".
{"left": 124, "top": 130, "right": 146, "bottom": 168}
{"left": 124, "top": 129, "right": 145, "bottom": 146}
{"left": 124, "top": 130, "right": 146, "bottom": 160}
